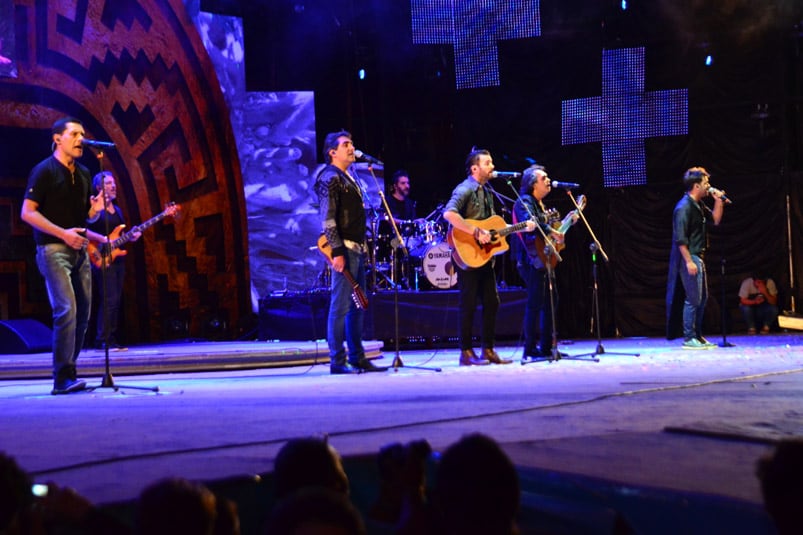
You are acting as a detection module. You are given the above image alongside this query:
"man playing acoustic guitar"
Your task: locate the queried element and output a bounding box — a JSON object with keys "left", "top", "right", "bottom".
{"left": 513, "top": 165, "right": 579, "bottom": 361}
{"left": 443, "top": 148, "right": 535, "bottom": 366}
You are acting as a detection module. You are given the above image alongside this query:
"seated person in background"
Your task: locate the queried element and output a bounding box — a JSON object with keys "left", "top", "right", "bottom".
{"left": 738, "top": 272, "right": 779, "bottom": 334}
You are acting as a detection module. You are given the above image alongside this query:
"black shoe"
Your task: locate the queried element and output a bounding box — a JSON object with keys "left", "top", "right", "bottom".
{"left": 351, "top": 359, "right": 388, "bottom": 373}
{"left": 51, "top": 378, "right": 87, "bottom": 395}
{"left": 330, "top": 363, "right": 359, "bottom": 375}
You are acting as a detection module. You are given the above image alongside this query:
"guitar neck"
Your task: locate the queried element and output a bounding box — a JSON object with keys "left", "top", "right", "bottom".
{"left": 555, "top": 211, "right": 577, "bottom": 235}
{"left": 111, "top": 212, "right": 168, "bottom": 249}
{"left": 496, "top": 220, "right": 530, "bottom": 238}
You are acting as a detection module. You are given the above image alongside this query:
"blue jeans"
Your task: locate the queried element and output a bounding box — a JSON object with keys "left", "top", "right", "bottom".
{"left": 679, "top": 255, "right": 707, "bottom": 340}
{"left": 327, "top": 249, "right": 366, "bottom": 365}
{"left": 93, "top": 260, "right": 125, "bottom": 346}
{"left": 36, "top": 244, "right": 92, "bottom": 380}
{"left": 740, "top": 303, "right": 778, "bottom": 331}
{"left": 517, "top": 261, "right": 554, "bottom": 355}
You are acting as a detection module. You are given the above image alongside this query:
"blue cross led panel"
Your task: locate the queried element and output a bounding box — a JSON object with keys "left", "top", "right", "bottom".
{"left": 411, "top": 0, "right": 541, "bottom": 90}
{"left": 562, "top": 48, "right": 688, "bottom": 187}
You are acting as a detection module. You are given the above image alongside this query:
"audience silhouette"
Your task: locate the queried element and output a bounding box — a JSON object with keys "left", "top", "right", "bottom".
{"left": 756, "top": 439, "right": 803, "bottom": 535}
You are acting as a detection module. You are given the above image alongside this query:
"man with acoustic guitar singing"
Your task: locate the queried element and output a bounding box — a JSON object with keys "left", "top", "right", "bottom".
{"left": 513, "top": 165, "right": 573, "bottom": 361}
{"left": 314, "top": 131, "right": 386, "bottom": 374}
{"left": 86, "top": 171, "right": 141, "bottom": 351}
{"left": 443, "top": 148, "right": 534, "bottom": 366}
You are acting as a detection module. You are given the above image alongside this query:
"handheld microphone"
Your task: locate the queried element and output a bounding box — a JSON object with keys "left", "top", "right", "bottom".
{"left": 354, "top": 149, "right": 384, "bottom": 166}
{"left": 550, "top": 181, "right": 580, "bottom": 189}
{"left": 81, "top": 139, "right": 116, "bottom": 149}
{"left": 708, "top": 187, "right": 732, "bottom": 204}
{"left": 490, "top": 171, "right": 521, "bottom": 179}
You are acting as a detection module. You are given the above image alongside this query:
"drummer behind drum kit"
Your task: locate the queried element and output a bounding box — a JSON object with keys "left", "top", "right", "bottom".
{"left": 367, "top": 211, "right": 457, "bottom": 291}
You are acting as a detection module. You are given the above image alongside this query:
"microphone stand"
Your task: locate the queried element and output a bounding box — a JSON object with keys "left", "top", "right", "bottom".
{"left": 564, "top": 190, "right": 639, "bottom": 360}
{"left": 86, "top": 149, "right": 158, "bottom": 393}
{"left": 485, "top": 183, "right": 516, "bottom": 288}
{"left": 717, "top": 238, "right": 735, "bottom": 347}
{"left": 364, "top": 164, "right": 440, "bottom": 373}
{"left": 497, "top": 179, "right": 571, "bottom": 364}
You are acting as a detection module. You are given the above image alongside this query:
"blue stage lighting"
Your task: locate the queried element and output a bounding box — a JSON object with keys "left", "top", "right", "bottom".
{"left": 358, "top": 68, "right": 366, "bottom": 80}
{"left": 621, "top": 0, "right": 627, "bottom": 10}
{"left": 411, "top": 0, "right": 541, "bottom": 90}
{"left": 705, "top": 55, "right": 713, "bottom": 66}
{"left": 561, "top": 48, "right": 688, "bottom": 187}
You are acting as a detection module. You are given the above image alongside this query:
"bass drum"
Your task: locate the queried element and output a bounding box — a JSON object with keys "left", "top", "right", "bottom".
{"left": 417, "top": 242, "right": 457, "bottom": 290}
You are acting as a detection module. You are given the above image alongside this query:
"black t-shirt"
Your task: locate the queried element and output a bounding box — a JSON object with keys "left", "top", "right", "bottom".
{"left": 387, "top": 195, "right": 416, "bottom": 221}
{"left": 24, "top": 156, "right": 92, "bottom": 245}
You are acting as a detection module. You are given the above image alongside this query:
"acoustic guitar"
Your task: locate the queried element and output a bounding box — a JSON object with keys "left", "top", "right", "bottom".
{"left": 447, "top": 215, "right": 533, "bottom": 270}
{"left": 316, "top": 234, "right": 369, "bottom": 309}
{"left": 88, "top": 202, "right": 180, "bottom": 269}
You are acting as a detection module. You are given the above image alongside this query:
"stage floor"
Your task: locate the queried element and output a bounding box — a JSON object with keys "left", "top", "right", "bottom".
{"left": 1, "top": 333, "right": 801, "bottom": 533}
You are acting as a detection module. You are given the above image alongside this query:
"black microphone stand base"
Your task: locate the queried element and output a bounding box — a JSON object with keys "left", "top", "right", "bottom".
{"left": 718, "top": 340, "right": 736, "bottom": 348}
{"left": 87, "top": 369, "right": 160, "bottom": 393}
{"left": 391, "top": 354, "right": 442, "bottom": 373}
{"left": 570, "top": 343, "right": 637, "bottom": 361}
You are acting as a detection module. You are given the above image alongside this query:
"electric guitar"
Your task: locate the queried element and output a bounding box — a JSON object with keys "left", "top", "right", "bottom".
{"left": 316, "top": 234, "right": 369, "bottom": 310}
{"left": 447, "top": 215, "right": 533, "bottom": 270}
{"left": 533, "top": 194, "right": 587, "bottom": 268}
{"left": 88, "top": 202, "right": 181, "bottom": 269}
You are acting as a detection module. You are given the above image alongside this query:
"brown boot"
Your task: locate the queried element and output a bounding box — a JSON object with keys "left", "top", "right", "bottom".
{"left": 482, "top": 347, "right": 512, "bottom": 365}
{"left": 459, "top": 348, "right": 489, "bottom": 366}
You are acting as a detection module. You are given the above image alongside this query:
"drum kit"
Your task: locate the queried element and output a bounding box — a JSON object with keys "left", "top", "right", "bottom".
{"left": 366, "top": 210, "right": 456, "bottom": 291}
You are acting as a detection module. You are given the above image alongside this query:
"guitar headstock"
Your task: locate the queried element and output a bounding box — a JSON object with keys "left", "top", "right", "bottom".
{"left": 164, "top": 202, "right": 181, "bottom": 218}
{"left": 575, "top": 194, "right": 587, "bottom": 211}
{"left": 541, "top": 208, "right": 560, "bottom": 224}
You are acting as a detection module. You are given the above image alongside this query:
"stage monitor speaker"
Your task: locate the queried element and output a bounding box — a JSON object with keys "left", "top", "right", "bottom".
{"left": 0, "top": 319, "right": 52, "bottom": 354}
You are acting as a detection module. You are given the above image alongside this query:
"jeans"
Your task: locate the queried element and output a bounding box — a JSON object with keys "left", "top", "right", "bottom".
{"left": 327, "top": 248, "right": 366, "bottom": 365}
{"left": 740, "top": 303, "right": 779, "bottom": 331}
{"left": 679, "top": 255, "right": 707, "bottom": 340}
{"left": 93, "top": 260, "right": 125, "bottom": 346}
{"left": 517, "top": 261, "right": 554, "bottom": 354}
{"left": 36, "top": 244, "right": 92, "bottom": 380}
{"left": 456, "top": 262, "right": 499, "bottom": 350}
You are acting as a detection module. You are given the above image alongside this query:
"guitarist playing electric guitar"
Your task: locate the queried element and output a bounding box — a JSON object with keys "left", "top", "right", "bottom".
{"left": 85, "top": 172, "right": 141, "bottom": 351}
{"left": 443, "top": 148, "right": 536, "bottom": 367}
{"left": 512, "top": 165, "right": 581, "bottom": 362}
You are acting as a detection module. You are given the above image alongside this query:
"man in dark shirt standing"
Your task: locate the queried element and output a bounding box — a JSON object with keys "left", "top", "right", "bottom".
{"left": 314, "top": 131, "right": 386, "bottom": 374}
{"left": 21, "top": 117, "right": 104, "bottom": 394}
{"left": 443, "top": 148, "right": 533, "bottom": 366}
{"left": 666, "top": 167, "right": 727, "bottom": 349}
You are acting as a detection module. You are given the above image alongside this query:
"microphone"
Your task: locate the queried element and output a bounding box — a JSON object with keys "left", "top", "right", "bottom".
{"left": 354, "top": 149, "right": 383, "bottom": 166}
{"left": 490, "top": 171, "right": 521, "bottom": 179}
{"left": 550, "top": 181, "right": 580, "bottom": 189}
{"left": 708, "top": 187, "right": 732, "bottom": 204}
{"left": 81, "top": 139, "right": 116, "bottom": 149}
